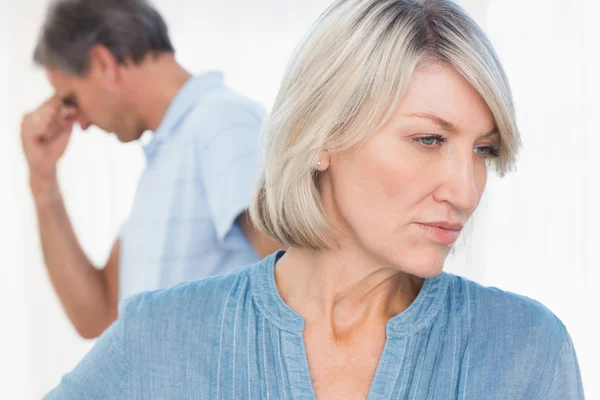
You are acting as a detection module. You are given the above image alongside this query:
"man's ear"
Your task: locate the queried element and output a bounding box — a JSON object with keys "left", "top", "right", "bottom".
{"left": 88, "top": 45, "right": 119, "bottom": 83}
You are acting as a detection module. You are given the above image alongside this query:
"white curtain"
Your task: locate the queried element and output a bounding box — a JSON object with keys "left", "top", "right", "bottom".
{"left": 0, "top": 0, "right": 597, "bottom": 398}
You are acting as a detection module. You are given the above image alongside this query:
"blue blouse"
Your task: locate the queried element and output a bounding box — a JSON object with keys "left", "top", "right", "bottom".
{"left": 45, "top": 252, "right": 584, "bottom": 399}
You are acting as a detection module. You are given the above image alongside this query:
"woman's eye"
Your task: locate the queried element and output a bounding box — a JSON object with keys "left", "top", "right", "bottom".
{"left": 415, "top": 135, "right": 446, "bottom": 147}
{"left": 474, "top": 146, "right": 500, "bottom": 158}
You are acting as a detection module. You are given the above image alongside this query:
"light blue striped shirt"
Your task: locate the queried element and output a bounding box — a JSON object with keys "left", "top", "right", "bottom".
{"left": 46, "top": 251, "right": 584, "bottom": 399}
{"left": 119, "top": 72, "right": 264, "bottom": 299}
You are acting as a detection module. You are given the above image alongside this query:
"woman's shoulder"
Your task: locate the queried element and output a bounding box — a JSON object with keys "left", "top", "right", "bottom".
{"left": 119, "top": 260, "right": 261, "bottom": 338}
{"left": 443, "top": 274, "right": 582, "bottom": 398}
{"left": 444, "top": 274, "right": 573, "bottom": 377}
{"left": 446, "top": 273, "right": 568, "bottom": 344}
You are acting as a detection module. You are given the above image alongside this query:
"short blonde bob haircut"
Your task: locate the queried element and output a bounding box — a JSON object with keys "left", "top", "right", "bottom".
{"left": 250, "top": 0, "right": 521, "bottom": 250}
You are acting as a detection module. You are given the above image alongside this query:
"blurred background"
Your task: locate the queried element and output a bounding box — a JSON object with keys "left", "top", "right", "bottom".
{"left": 0, "top": 0, "right": 598, "bottom": 398}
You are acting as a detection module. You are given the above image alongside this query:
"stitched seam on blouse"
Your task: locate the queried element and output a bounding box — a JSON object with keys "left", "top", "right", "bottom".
{"left": 426, "top": 303, "right": 447, "bottom": 399}
{"left": 542, "top": 344, "right": 562, "bottom": 398}
{"left": 231, "top": 277, "right": 247, "bottom": 399}
{"left": 124, "top": 300, "right": 129, "bottom": 400}
{"left": 247, "top": 313, "right": 252, "bottom": 400}
{"left": 388, "top": 277, "right": 448, "bottom": 338}
{"left": 263, "top": 317, "right": 270, "bottom": 400}
{"left": 450, "top": 280, "right": 457, "bottom": 400}
{"left": 539, "top": 330, "right": 569, "bottom": 399}
{"left": 280, "top": 337, "right": 296, "bottom": 400}
{"left": 389, "top": 337, "right": 410, "bottom": 397}
{"left": 281, "top": 335, "right": 316, "bottom": 400}
{"left": 216, "top": 277, "right": 238, "bottom": 400}
{"left": 386, "top": 274, "right": 450, "bottom": 337}
{"left": 461, "top": 282, "right": 472, "bottom": 400}
{"left": 411, "top": 319, "right": 437, "bottom": 400}
{"left": 276, "top": 331, "right": 288, "bottom": 400}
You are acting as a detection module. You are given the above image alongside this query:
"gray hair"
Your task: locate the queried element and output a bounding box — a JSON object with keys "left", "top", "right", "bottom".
{"left": 33, "top": 0, "right": 174, "bottom": 76}
{"left": 250, "top": 0, "right": 521, "bottom": 250}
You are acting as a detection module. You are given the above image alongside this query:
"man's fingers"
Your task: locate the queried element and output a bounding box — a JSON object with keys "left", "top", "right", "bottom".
{"left": 40, "top": 119, "right": 72, "bottom": 143}
{"left": 37, "top": 97, "right": 63, "bottom": 120}
{"left": 22, "top": 95, "right": 78, "bottom": 147}
{"left": 45, "top": 95, "right": 64, "bottom": 109}
{"left": 38, "top": 95, "right": 78, "bottom": 123}
{"left": 60, "top": 106, "right": 77, "bottom": 119}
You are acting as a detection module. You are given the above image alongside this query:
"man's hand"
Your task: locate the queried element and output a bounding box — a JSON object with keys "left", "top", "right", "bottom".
{"left": 21, "top": 96, "right": 78, "bottom": 200}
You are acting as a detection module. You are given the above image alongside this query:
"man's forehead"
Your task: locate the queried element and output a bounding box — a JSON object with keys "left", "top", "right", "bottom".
{"left": 46, "top": 68, "right": 72, "bottom": 92}
{"left": 46, "top": 71, "right": 76, "bottom": 104}
{"left": 53, "top": 86, "right": 74, "bottom": 103}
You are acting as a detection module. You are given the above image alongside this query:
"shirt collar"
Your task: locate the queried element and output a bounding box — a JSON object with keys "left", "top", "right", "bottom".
{"left": 142, "top": 71, "right": 224, "bottom": 160}
{"left": 250, "top": 250, "right": 450, "bottom": 336}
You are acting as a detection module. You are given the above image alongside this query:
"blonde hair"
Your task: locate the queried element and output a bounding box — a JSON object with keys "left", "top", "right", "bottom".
{"left": 250, "top": 0, "right": 521, "bottom": 250}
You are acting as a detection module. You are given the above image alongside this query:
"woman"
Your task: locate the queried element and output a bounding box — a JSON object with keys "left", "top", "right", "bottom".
{"left": 46, "top": 0, "right": 584, "bottom": 399}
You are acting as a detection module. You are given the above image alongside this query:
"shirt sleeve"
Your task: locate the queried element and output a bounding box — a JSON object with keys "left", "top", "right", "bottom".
{"left": 541, "top": 330, "right": 585, "bottom": 399}
{"left": 198, "top": 98, "right": 265, "bottom": 244}
{"left": 43, "top": 300, "right": 131, "bottom": 400}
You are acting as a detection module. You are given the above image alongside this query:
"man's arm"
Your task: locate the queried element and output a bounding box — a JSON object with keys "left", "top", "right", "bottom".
{"left": 195, "top": 96, "right": 282, "bottom": 259}
{"left": 22, "top": 96, "right": 119, "bottom": 339}
{"left": 237, "top": 212, "right": 281, "bottom": 258}
{"left": 34, "top": 181, "right": 119, "bottom": 339}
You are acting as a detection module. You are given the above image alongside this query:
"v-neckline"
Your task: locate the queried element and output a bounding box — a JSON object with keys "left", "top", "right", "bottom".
{"left": 249, "top": 251, "right": 450, "bottom": 399}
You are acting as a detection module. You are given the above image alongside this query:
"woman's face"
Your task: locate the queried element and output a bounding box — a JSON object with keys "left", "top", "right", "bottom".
{"left": 319, "top": 63, "right": 499, "bottom": 277}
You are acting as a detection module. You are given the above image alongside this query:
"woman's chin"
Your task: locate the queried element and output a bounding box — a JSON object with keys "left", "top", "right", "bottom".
{"left": 389, "top": 250, "right": 447, "bottom": 279}
{"left": 410, "top": 263, "right": 445, "bottom": 279}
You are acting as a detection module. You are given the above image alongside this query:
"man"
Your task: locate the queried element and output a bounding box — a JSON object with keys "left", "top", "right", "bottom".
{"left": 21, "top": 0, "right": 279, "bottom": 339}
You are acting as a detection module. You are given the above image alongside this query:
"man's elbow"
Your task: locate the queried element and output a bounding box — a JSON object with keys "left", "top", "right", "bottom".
{"left": 73, "top": 311, "right": 116, "bottom": 339}
{"left": 237, "top": 212, "right": 284, "bottom": 258}
{"left": 76, "top": 326, "right": 102, "bottom": 340}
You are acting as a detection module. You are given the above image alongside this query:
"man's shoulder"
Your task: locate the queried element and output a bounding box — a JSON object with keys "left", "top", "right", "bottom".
{"left": 201, "top": 86, "right": 265, "bottom": 115}
{"left": 183, "top": 80, "right": 266, "bottom": 134}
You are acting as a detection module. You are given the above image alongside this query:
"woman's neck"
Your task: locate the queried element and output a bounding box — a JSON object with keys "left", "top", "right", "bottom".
{"left": 275, "top": 246, "right": 424, "bottom": 340}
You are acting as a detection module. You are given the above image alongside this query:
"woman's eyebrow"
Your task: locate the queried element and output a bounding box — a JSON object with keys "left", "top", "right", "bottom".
{"left": 401, "top": 112, "right": 458, "bottom": 132}
{"left": 402, "top": 112, "right": 499, "bottom": 138}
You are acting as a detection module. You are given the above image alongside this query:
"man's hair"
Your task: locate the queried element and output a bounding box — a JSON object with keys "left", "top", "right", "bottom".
{"left": 33, "top": 0, "right": 174, "bottom": 76}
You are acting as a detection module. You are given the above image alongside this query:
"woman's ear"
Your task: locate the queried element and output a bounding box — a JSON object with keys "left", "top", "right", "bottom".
{"left": 315, "top": 151, "right": 330, "bottom": 171}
